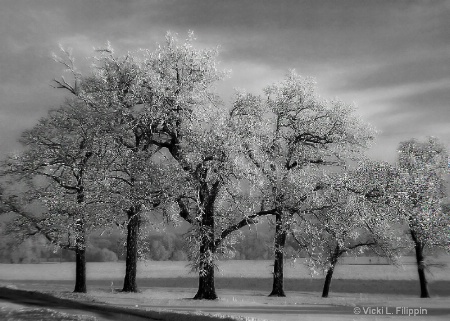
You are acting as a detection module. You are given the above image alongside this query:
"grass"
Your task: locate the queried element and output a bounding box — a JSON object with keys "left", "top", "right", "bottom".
{"left": 1, "top": 257, "right": 449, "bottom": 297}
{"left": 1, "top": 257, "right": 449, "bottom": 281}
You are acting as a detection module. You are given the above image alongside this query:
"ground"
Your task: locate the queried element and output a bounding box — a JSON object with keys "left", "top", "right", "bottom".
{"left": 0, "top": 258, "right": 449, "bottom": 320}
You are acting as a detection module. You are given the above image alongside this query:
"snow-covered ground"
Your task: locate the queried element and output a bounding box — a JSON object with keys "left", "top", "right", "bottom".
{"left": 0, "top": 258, "right": 449, "bottom": 320}
{"left": 2, "top": 285, "right": 449, "bottom": 321}
{"left": 1, "top": 257, "right": 449, "bottom": 281}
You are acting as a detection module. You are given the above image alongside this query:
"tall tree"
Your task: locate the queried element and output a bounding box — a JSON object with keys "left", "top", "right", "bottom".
{"left": 51, "top": 44, "right": 168, "bottom": 292}
{"left": 133, "top": 33, "right": 277, "bottom": 300}
{"left": 397, "top": 137, "right": 449, "bottom": 298}
{"left": 52, "top": 33, "right": 260, "bottom": 299}
{"left": 232, "top": 71, "right": 375, "bottom": 296}
{"left": 83, "top": 48, "right": 166, "bottom": 293}
{"left": 166, "top": 109, "right": 272, "bottom": 300}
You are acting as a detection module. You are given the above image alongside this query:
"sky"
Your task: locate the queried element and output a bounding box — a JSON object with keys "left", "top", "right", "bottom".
{"left": 0, "top": 0, "right": 449, "bottom": 163}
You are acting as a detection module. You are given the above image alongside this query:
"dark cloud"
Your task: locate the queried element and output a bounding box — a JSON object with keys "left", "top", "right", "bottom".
{"left": 0, "top": 0, "right": 449, "bottom": 162}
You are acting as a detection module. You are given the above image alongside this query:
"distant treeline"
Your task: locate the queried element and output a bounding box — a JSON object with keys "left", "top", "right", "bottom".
{"left": 0, "top": 227, "right": 416, "bottom": 264}
{"left": 0, "top": 227, "right": 325, "bottom": 263}
{"left": 0, "top": 230, "right": 274, "bottom": 263}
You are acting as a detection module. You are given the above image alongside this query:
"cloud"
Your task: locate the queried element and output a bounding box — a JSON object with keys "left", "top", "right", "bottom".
{"left": 0, "top": 0, "right": 449, "bottom": 163}
{"left": 333, "top": 52, "right": 450, "bottom": 93}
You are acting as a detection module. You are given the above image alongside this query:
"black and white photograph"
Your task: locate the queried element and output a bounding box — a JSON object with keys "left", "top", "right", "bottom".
{"left": 0, "top": 1, "right": 449, "bottom": 320}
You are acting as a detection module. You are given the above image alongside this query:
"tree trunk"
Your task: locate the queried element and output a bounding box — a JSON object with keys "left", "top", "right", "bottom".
{"left": 122, "top": 207, "right": 141, "bottom": 292}
{"left": 411, "top": 231, "right": 430, "bottom": 298}
{"left": 193, "top": 204, "right": 217, "bottom": 300}
{"left": 322, "top": 244, "right": 340, "bottom": 298}
{"left": 194, "top": 259, "right": 217, "bottom": 300}
{"left": 269, "top": 212, "right": 287, "bottom": 297}
{"left": 73, "top": 219, "right": 87, "bottom": 293}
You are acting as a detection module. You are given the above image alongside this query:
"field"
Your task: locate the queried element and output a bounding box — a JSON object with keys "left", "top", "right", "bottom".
{"left": 2, "top": 257, "right": 450, "bottom": 281}
{"left": 1, "top": 258, "right": 450, "bottom": 320}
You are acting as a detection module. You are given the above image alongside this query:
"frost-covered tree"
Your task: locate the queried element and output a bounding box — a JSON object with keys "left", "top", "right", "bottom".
{"left": 51, "top": 33, "right": 264, "bottom": 300}
{"left": 293, "top": 162, "right": 403, "bottom": 297}
{"left": 68, "top": 46, "right": 168, "bottom": 293}
{"left": 232, "top": 71, "right": 375, "bottom": 296}
{"left": 131, "top": 33, "right": 278, "bottom": 300}
{"left": 2, "top": 99, "right": 105, "bottom": 293}
{"left": 397, "top": 137, "right": 449, "bottom": 298}
{"left": 160, "top": 109, "right": 267, "bottom": 300}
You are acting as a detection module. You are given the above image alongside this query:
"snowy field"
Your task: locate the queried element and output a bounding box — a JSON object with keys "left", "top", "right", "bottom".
{"left": 1, "top": 258, "right": 449, "bottom": 321}
{"left": 1, "top": 258, "right": 449, "bottom": 281}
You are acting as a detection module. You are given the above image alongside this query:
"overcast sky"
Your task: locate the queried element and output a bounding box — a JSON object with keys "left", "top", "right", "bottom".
{"left": 1, "top": 0, "right": 449, "bottom": 163}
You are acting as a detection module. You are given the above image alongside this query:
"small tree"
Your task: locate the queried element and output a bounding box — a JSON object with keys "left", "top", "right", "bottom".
{"left": 397, "top": 137, "right": 449, "bottom": 298}
{"left": 293, "top": 162, "right": 403, "bottom": 297}
{"left": 2, "top": 99, "right": 105, "bottom": 293}
{"left": 93, "top": 146, "right": 166, "bottom": 292}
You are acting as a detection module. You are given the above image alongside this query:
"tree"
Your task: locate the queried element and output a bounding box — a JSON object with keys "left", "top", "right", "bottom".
{"left": 52, "top": 33, "right": 260, "bottom": 299}
{"left": 397, "top": 137, "right": 449, "bottom": 298}
{"left": 293, "top": 162, "right": 403, "bottom": 297}
{"left": 173, "top": 118, "right": 270, "bottom": 299}
{"left": 130, "top": 33, "right": 282, "bottom": 300}
{"left": 232, "top": 71, "right": 375, "bottom": 296}
{"left": 51, "top": 44, "right": 167, "bottom": 292}
{"left": 2, "top": 99, "right": 105, "bottom": 293}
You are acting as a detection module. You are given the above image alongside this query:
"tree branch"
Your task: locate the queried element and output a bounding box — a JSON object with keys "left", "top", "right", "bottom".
{"left": 35, "top": 171, "right": 78, "bottom": 191}
{"left": 214, "top": 208, "right": 276, "bottom": 247}
{"left": 6, "top": 199, "right": 74, "bottom": 250}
